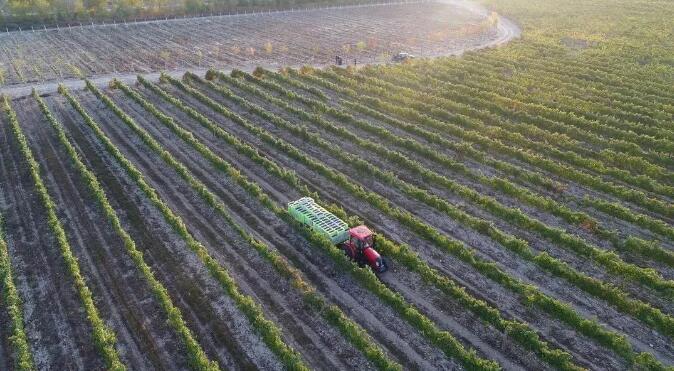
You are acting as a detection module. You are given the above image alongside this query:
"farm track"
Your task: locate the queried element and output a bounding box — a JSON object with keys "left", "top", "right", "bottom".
{"left": 170, "top": 73, "right": 674, "bottom": 365}
{"left": 0, "top": 103, "right": 103, "bottom": 370}
{"left": 152, "top": 77, "right": 630, "bottom": 369}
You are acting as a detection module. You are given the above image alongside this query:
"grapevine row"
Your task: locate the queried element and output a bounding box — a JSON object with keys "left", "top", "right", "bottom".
{"left": 0, "top": 213, "right": 34, "bottom": 370}
{"left": 3, "top": 95, "right": 126, "bottom": 371}
{"left": 38, "top": 88, "right": 220, "bottom": 371}
{"left": 71, "top": 81, "right": 309, "bottom": 371}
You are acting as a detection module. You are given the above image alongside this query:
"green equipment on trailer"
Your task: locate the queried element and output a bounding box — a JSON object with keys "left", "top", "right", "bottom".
{"left": 288, "top": 197, "right": 388, "bottom": 273}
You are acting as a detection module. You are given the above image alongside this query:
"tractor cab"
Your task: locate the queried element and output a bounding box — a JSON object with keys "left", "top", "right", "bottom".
{"left": 349, "top": 225, "right": 374, "bottom": 250}
{"left": 345, "top": 225, "right": 387, "bottom": 273}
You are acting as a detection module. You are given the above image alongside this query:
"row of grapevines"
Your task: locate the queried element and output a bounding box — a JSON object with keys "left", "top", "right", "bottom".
{"left": 0, "top": 214, "right": 34, "bottom": 370}
{"left": 37, "top": 89, "right": 219, "bottom": 371}
{"left": 2, "top": 95, "right": 126, "bottom": 370}
{"left": 72, "top": 81, "right": 309, "bottom": 371}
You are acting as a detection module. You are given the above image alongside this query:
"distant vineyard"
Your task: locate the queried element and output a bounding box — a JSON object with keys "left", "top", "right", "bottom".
{"left": 0, "top": 1, "right": 498, "bottom": 87}
{"left": 0, "top": 0, "right": 673, "bottom": 370}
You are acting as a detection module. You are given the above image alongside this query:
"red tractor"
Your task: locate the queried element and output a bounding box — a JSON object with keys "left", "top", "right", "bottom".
{"left": 288, "top": 197, "right": 389, "bottom": 273}
{"left": 339, "top": 225, "right": 387, "bottom": 273}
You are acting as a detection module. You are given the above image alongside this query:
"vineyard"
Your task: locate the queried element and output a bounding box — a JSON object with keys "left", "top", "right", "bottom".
{"left": 1, "top": 0, "right": 674, "bottom": 370}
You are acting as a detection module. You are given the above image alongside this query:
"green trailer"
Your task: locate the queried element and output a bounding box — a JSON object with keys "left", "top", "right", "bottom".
{"left": 288, "top": 197, "right": 349, "bottom": 244}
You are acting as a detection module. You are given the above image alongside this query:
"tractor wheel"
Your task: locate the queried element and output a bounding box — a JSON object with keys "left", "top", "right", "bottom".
{"left": 379, "top": 258, "right": 390, "bottom": 273}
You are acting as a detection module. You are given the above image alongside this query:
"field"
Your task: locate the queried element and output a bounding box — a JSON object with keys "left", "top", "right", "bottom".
{"left": 1, "top": 0, "right": 674, "bottom": 370}
{"left": 0, "top": 1, "right": 504, "bottom": 88}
